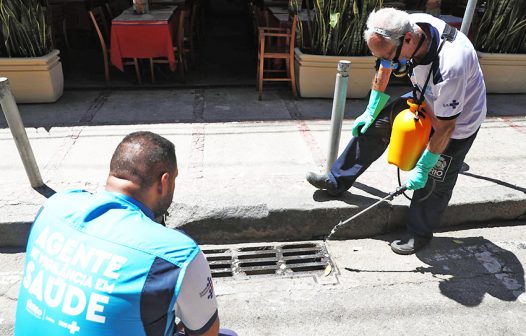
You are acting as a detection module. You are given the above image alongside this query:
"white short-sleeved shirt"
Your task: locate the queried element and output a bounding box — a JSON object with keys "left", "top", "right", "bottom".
{"left": 176, "top": 251, "right": 218, "bottom": 334}
{"left": 409, "top": 13, "right": 487, "bottom": 139}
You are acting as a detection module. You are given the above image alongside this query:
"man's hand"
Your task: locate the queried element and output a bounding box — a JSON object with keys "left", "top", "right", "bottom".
{"left": 406, "top": 113, "right": 456, "bottom": 190}
{"left": 351, "top": 113, "right": 373, "bottom": 137}
{"left": 405, "top": 149, "right": 441, "bottom": 190}
{"left": 351, "top": 90, "right": 390, "bottom": 137}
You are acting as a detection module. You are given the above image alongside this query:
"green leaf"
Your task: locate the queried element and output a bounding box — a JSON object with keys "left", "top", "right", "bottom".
{"left": 474, "top": 0, "right": 526, "bottom": 53}
{"left": 0, "top": 0, "right": 52, "bottom": 57}
{"left": 304, "top": 0, "right": 382, "bottom": 55}
{"left": 330, "top": 13, "right": 340, "bottom": 29}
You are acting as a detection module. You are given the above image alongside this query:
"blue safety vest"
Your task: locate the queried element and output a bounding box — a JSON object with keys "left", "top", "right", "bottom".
{"left": 15, "top": 190, "right": 199, "bottom": 336}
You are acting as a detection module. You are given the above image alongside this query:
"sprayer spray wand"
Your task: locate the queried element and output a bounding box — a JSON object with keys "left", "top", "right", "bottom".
{"left": 324, "top": 186, "right": 407, "bottom": 242}
{"left": 322, "top": 186, "right": 407, "bottom": 276}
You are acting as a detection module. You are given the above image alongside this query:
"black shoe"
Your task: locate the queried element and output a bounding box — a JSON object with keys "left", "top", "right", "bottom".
{"left": 391, "top": 234, "right": 432, "bottom": 255}
{"left": 306, "top": 172, "right": 341, "bottom": 196}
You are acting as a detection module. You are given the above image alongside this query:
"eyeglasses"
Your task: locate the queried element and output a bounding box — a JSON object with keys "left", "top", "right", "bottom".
{"left": 379, "top": 35, "right": 406, "bottom": 69}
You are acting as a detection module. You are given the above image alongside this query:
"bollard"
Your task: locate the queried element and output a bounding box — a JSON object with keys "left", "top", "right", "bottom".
{"left": 0, "top": 77, "right": 44, "bottom": 188}
{"left": 326, "top": 60, "right": 351, "bottom": 174}
{"left": 460, "top": 0, "right": 478, "bottom": 36}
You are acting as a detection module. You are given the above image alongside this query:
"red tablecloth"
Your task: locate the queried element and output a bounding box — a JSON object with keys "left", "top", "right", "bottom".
{"left": 111, "top": 9, "right": 178, "bottom": 72}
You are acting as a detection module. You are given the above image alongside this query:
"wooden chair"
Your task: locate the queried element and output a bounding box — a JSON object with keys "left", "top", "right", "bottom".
{"left": 186, "top": 0, "right": 205, "bottom": 66}
{"left": 257, "top": 14, "right": 298, "bottom": 100}
{"left": 88, "top": 6, "right": 141, "bottom": 85}
{"left": 177, "top": 8, "right": 192, "bottom": 74}
{"left": 149, "top": 8, "right": 189, "bottom": 82}
{"left": 248, "top": 1, "right": 270, "bottom": 45}
{"left": 102, "top": 3, "right": 116, "bottom": 24}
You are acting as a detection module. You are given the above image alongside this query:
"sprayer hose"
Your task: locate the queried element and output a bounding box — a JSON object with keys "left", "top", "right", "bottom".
{"left": 397, "top": 167, "right": 435, "bottom": 202}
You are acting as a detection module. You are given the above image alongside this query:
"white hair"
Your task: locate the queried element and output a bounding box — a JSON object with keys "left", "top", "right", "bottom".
{"left": 364, "top": 8, "right": 417, "bottom": 47}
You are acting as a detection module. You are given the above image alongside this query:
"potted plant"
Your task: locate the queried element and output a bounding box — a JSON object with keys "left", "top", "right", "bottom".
{"left": 293, "top": 0, "right": 383, "bottom": 98}
{"left": 0, "top": 0, "right": 64, "bottom": 103}
{"left": 472, "top": 0, "right": 526, "bottom": 93}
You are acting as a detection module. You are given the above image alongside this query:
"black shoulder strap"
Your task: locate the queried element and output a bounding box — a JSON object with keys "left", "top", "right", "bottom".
{"left": 414, "top": 24, "right": 458, "bottom": 105}
{"left": 442, "top": 24, "right": 457, "bottom": 42}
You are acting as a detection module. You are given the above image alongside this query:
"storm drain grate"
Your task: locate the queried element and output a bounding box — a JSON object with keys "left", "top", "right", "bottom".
{"left": 202, "top": 242, "right": 333, "bottom": 278}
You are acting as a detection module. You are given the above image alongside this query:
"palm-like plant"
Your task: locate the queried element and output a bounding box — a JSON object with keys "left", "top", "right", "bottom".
{"left": 0, "top": 0, "right": 53, "bottom": 57}
{"left": 473, "top": 0, "right": 526, "bottom": 54}
{"left": 293, "top": 0, "right": 383, "bottom": 56}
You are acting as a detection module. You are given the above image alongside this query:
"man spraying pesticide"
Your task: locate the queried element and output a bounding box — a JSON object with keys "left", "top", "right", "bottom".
{"left": 307, "top": 8, "right": 487, "bottom": 255}
{"left": 324, "top": 98, "right": 431, "bottom": 242}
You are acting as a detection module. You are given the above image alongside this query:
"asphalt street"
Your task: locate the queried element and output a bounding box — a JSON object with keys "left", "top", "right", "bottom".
{"left": 1, "top": 221, "right": 525, "bottom": 335}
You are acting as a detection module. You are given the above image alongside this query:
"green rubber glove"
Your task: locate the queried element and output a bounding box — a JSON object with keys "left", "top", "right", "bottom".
{"left": 352, "top": 90, "right": 390, "bottom": 137}
{"left": 405, "top": 149, "right": 441, "bottom": 190}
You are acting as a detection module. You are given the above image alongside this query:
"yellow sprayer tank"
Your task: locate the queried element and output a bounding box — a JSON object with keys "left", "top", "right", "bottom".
{"left": 387, "top": 99, "right": 432, "bottom": 171}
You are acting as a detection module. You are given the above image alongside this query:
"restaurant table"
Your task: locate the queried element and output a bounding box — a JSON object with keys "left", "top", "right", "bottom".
{"left": 268, "top": 8, "right": 311, "bottom": 41}
{"left": 266, "top": 6, "right": 288, "bottom": 14}
{"left": 268, "top": 8, "right": 310, "bottom": 25}
{"left": 110, "top": 5, "right": 179, "bottom": 72}
{"left": 266, "top": 8, "right": 312, "bottom": 51}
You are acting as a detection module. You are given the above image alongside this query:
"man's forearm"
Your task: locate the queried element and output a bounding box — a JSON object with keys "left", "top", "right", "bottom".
{"left": 427, "top": 119, "right": 456, "bottom": 154}
{"left": 372, "top": 66, "right": 392, "bottom": 92}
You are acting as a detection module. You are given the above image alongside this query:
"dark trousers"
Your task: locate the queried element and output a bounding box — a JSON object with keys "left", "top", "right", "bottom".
{"left": 328, "top": 97, "right": 479, "bottom": 237}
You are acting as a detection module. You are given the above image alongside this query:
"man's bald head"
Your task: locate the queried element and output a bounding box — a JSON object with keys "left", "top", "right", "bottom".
{"left": 109, "top": 131, "right": 177, "bottom": 188}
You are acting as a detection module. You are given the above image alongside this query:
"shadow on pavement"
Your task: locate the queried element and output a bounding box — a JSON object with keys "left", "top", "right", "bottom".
{"left": 312, "top": 189, "right": 389, "bottom": 208}
{"left": 416, "top": 236, "right": 525, "bottom": 306}
{"left": 345, "top": 236, "right": 525, "bottom": 307}
{"left": 34, "top": 184, "right": 57, "bottom": 198}
{"left": 0, "top": 246, "right": 26, "bottom": 254}
{"left": 460, "top": 171, "right": 526, "bottom": 194}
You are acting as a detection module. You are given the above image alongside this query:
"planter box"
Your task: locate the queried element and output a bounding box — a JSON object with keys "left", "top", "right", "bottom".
{"left": 294, "top": 48, "right": 376, "bottom": 99}
{"left": 477, "top": 51, "right": 526, "bottom": 94}
{"left": 0, "top": 50, "right": 64, "bottom": 103}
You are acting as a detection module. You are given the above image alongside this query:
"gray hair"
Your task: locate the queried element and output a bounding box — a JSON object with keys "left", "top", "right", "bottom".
{"left": 364, "top": 8, "right": 416, "bottom": 47}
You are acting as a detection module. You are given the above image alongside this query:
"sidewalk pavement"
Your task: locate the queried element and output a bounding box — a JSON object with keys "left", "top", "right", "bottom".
{"left": 0, "top": 86, "right": 525, "bottom": 247}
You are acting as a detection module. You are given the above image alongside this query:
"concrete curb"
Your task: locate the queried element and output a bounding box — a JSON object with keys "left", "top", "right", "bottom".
{"left": 2, "top": 197, "right": 525, "bottom": 248}
{"left": 171, "top": 199, "right": 526, "bottom": 244}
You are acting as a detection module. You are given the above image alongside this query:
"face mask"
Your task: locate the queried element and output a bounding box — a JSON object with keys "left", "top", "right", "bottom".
{"left": 380, "top": 58, "right": 407, "bottom": 70}
{"left": 380, "top": 58, "right": 409, "bottom": 77}
{"left": 392, "top": 59, "right": 411, "bottom": 78}
{"left": 379, "top": 34, "right": 426, "bottom": 78}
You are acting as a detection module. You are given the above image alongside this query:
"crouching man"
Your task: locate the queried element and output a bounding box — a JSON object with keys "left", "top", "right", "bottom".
{"left": 15, "top": 131, "right": 222, "bottom": 335}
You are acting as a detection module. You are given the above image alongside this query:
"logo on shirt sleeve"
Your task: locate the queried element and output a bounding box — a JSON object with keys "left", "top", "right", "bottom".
{"left": 443, "top": 99, "right": 460, "bottom": 109}
{"left": 199, "top": 277, "right": 214, "bottom": 300}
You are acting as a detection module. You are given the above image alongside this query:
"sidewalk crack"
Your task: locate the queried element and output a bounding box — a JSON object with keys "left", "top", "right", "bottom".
{"left": 79, "top": 91, "right": 109, "bottom": 124}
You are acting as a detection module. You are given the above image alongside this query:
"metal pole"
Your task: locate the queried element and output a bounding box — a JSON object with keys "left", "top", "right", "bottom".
{"left": 0, "top": 77, "right": 44, "bottom": 188}
{"left": 326, "top": 60, "right": 351, "bottom": 174}
{"left": 460, "top": 0, "right": 478, "bottom": 36}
